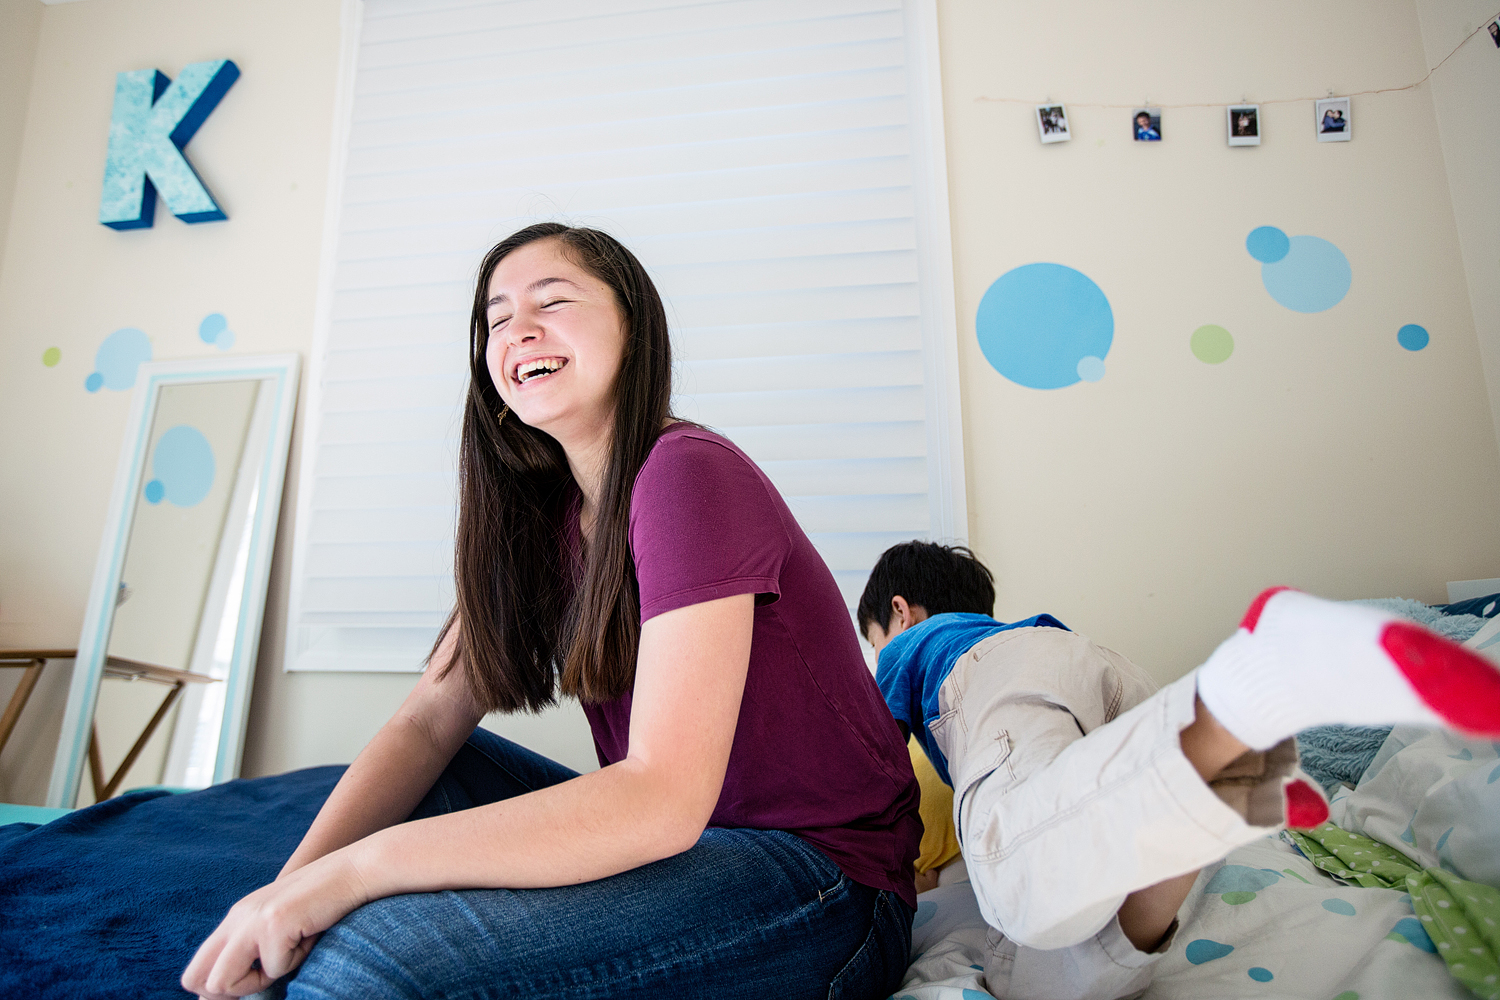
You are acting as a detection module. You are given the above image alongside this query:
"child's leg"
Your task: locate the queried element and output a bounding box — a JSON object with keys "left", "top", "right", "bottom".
{"left": 943, "top": 591, "right": 1500, "bottom": 1000}
{"left": 936, "top": 629, "right": 1286, "bottom": 954}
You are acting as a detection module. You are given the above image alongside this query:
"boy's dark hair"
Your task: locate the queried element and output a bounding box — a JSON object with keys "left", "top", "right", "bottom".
{"left": 856, "top": 541, "right": 996, "bottom": 635}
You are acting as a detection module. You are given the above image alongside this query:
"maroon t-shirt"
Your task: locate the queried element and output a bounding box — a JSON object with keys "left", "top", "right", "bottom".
{"left": 580, "top": 424, "right": 921, "bottom": 908}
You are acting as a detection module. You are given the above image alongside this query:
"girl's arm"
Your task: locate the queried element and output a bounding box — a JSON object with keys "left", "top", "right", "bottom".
{"left": 183, "top": 592, "right": 755, "bottom": 1000}
{"left": 273, "top": 626, "right": 477, "bottom": 875}
{"left": 277, "top": 624, "right": 484, "bottom": 878}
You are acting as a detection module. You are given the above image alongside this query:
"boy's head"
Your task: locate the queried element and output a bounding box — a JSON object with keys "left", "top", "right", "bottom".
{"left": 857, "top": 542, "right": 996, "bottom": 655}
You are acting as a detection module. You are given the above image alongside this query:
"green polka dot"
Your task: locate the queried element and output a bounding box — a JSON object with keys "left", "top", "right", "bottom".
{"left": 1191, "top": 325, "right": 1234, "bottom": 364}
{"left": 1222, "top": 891, "right": 1257, "bottom": 905}
{"left": 1333, "top": 992, "right": 1360, "bottom": 1000}
{"left": 41, "top": 347, "right": 61, "bottom": 367}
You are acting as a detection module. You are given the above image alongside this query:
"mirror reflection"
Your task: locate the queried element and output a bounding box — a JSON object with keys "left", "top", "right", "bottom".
{"left": 76, "top": 378, "right": 274, "bottom": 806}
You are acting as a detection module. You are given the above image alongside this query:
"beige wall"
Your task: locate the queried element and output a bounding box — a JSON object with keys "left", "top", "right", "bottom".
{"left": 0, "top": 0, "right": 43, "bottom": 248}
{"left": 1415, "top": 0, "right": 1500, "bottom": 454}
{"left": 0, "top": 0, "right": 346, "bottom": 801}
{"left": 936, "top": 0, "right": 1500, "bottom": 684}
{"left": 3, "top": 0, "right": 1498, "bottom": 803}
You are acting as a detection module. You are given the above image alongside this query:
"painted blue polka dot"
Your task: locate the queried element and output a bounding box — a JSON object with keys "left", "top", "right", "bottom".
{"left": 143, "top": 479, "right": 165, "bottom": 504}
{"left": 976, "top": 263, "right": 1114, "bottom": 389}
{"left": 89, "top": 327, "right": 152, "bottom": 392}
{"left": 1185, "top": 939, "right": 1235, "bottom": 964}
{"left": 214, "top": 328, "right": 235, "bottom": 350}
{"left": 913, "top": 900, "right": 937, "bottom": 929}
{"left": 1390, "top": 916, "right": 1437, "bottom": 952}
{"left": 1323, "top": 898, "right": 1357, "bottom": 916}
{"left": 1260, "top": 236, "right": 1352, "bottom": 313}
{"left": 1076, "top": 355, "right": 1106, "bottom": 382}
{"left": 1205, "top": 865, "right": 1281, "bottom": 895}
{"left": 1248, "top": 967, "right": 1274, "bottom": 982}
{"left": 149, "top": 425, "right": 215, "bottom": 507}
{"left": 198, "top": 313, "right": 227, "bottom": 343}
{"left": 962, "top": 991, "right": 991, "bottom": 1000}
{"left": 1398, "top": 324, "right": 1429, "bottom": 351}
{"left": 1246, "top": 226, "right": 1291, "bottom": 263}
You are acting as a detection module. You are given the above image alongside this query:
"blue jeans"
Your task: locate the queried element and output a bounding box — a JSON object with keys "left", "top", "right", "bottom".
{"left": 284, "top": 728, "right": 913, "bottom": 1000}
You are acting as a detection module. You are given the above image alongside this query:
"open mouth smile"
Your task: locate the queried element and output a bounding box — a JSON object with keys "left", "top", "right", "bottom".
{"left": 513, "top": 357, "right": 568, "bottom": 386}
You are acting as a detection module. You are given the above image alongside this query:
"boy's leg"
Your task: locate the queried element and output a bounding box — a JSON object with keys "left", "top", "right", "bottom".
{"left": 943, "top": 590, "right": 1500, "bottom": 952}
{"left": 936, "top": 627, "right": 1292, "bottom": 954}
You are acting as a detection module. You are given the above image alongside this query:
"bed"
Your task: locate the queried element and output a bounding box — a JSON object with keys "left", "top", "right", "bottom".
{"left": 2, "top": 596, "right": 1496, "bottom": 1000}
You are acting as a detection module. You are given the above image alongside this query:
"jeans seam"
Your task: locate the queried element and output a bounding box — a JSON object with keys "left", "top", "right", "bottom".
{"left": 425, "top": 877, "right": 864, "bottom": 999}
{"left": 462, "top": 735, "right": 575, "bottom": 793}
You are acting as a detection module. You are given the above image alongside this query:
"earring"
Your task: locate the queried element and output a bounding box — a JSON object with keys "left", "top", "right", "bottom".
{"left": 497, "top": 403, "right": 510, "bottom": 424}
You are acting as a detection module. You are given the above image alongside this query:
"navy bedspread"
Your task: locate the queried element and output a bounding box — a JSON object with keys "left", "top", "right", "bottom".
{"left": 0, "top": 766, "right": 343, "bottom": 1000}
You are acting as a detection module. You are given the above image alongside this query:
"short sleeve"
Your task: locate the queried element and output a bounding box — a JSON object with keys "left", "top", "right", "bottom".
{"left": 629, "top": 430, "right": 792, "bottom": 623}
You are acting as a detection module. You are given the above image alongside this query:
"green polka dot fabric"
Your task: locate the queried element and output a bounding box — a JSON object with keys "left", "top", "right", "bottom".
{"left": 1289, "top": 823, "right": 1500, "bottom": 1000}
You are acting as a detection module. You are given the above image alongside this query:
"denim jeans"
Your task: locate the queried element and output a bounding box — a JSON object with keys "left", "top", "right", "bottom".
{"left": 283, "top": 728, "right": 913, "bottom": 1000}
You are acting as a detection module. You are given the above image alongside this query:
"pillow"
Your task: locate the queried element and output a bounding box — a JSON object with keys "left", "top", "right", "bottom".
{"left": 1328, "top": 725, "right": 1500, "bottom": 888}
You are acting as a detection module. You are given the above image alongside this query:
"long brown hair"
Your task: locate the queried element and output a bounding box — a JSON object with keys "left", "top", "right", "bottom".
{"left": 431, "top": 223, "right": 673, "bottom": 712}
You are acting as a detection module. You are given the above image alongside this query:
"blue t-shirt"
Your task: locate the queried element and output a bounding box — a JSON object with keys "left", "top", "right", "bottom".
{"left": 875, "top": 612, "right": 1069, "bottom": 786}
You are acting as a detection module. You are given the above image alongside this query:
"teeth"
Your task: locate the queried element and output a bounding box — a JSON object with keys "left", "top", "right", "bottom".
{"left": 517, "top": 359, "right": 564, "bottom": 382}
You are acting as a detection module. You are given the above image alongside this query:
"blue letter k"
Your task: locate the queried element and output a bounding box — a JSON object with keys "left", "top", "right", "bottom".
{"left": 99, "top": 60, "right": 240, "bottom": 230}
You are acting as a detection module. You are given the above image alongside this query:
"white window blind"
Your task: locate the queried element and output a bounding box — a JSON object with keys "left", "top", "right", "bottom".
{"left": 286, "top": 0, "right": 965, "bottom": 672}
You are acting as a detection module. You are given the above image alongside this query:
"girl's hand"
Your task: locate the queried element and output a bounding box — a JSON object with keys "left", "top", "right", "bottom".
{"left": 181, "top": 850, "right": 372, "bottom": 999}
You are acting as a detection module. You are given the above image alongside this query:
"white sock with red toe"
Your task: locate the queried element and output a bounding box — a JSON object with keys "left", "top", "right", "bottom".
{"left": 1197, "top": 586, "right": 1500, "bottom": 753}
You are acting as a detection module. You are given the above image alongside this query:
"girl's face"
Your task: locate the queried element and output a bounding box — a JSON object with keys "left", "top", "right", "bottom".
{"left": 484, "top": 238, "right": 628, "bottom": 443}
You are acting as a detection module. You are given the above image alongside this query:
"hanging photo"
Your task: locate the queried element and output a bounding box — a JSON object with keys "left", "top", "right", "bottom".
{"left": 1132, "top": 108, "right": 1162, "bottom": 141}
{"left": 1035, "top": 104, "right": 1071, "bottom": 143}
{"left": 1227, "top": 104, "right": 1260, "bottom": 146}
{"left": 1315, "top": 97, "right": 1351, "bottom": 142}
{"left": 1489, "top": 20, "right": 1499, "bottom": 47}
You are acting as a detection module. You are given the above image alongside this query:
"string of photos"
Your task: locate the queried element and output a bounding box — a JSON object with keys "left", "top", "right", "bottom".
{"left": 1016, "top": 10, "right": 1499, "bottom": 147}
{"left": 1032, "top": 99, "right": 1345, "bottom": 147}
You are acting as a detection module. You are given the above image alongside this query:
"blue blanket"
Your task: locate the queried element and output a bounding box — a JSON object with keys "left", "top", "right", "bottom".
{"left": 0, "top": 765, "right": 343, "bottom": 1000}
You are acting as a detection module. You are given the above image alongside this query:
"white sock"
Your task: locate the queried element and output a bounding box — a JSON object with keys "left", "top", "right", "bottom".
{"left": 1196, "top": 588, "right": 1500, "bottom": 751}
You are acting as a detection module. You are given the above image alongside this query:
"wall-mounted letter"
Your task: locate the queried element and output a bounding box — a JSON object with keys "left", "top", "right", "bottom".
{"left": 99, "top": 60, "right": 240, "bottom": 230}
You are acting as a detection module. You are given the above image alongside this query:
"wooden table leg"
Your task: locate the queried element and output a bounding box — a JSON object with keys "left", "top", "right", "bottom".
{"left": 99, "top": 680, "right": 185, "bottom": 801}
{"left": 0, "top": 659, "right": 45, "bottom": 758}
{"left": 88, "top": 726, "right": 107, "bottom": 803}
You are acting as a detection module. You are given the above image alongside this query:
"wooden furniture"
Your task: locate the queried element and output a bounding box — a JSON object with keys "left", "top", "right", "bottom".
{"left": 1, "top": 649, "right": 217, "bottom": 802}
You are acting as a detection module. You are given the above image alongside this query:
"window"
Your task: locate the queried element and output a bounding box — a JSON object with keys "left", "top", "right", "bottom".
{"left": 286, "top": 0, "right": 965, "bottom": 671}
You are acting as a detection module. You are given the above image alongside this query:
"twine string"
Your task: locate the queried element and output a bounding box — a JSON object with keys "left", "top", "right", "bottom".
{"left": 977, "top": 10, "right": 1499, "bottom": 109}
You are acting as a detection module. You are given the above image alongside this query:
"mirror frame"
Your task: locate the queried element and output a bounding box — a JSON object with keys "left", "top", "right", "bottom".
{"left": 47, "top": 354, "right": 301, "bottom": 808}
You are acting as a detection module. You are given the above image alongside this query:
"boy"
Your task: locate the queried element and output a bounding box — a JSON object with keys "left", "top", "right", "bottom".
{"left": 859, "top": 541, "right": 1500, "bottom": 1000}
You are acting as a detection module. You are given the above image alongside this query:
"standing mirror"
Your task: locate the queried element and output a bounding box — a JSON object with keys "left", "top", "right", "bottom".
{"left": 47, "top": 355, "right": 299, "bottom": 809}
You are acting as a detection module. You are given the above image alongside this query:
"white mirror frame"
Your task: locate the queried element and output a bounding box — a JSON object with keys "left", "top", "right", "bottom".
{"left": 46, "top": 354, "right": 300, "bottom": 808}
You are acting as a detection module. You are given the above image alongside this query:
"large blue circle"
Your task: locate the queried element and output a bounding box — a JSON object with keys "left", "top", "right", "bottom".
{"left": 1397, "top": 324, "right": 1429, "bottom": 351}
{"left": 93, "top": 327, "right": 152, "bottom": 391}
{"left": 1261, "top": 236, "right": 1351, "bottom": 313}
{"left": 1246, "top": 226, "right": 1290, "bottom": 263}
{"left": 150, "top": 425, "right": 216, "bottom": 507}
{"left": 976, "top": 263, "right": 1114, "bottom": 389}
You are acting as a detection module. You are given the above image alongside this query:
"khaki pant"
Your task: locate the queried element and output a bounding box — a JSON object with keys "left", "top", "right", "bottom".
{"left": 932, "top": 627, "right": 1298, "bottom": 1000}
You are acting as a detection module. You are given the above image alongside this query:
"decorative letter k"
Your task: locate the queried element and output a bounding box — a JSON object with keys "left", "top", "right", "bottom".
{"left": 99, "top": 60, "right": 240, "bottom": 230}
